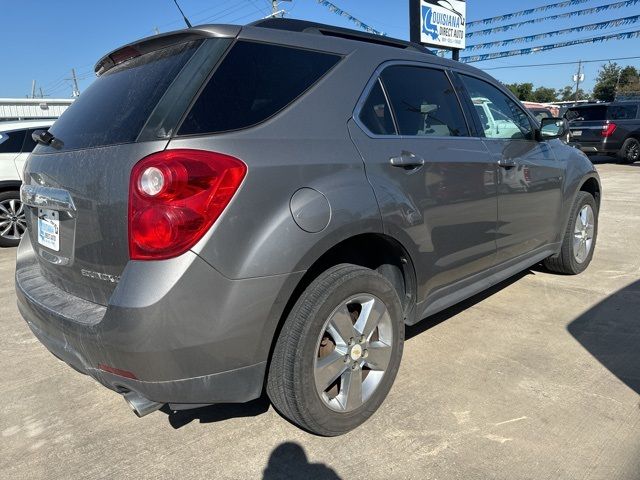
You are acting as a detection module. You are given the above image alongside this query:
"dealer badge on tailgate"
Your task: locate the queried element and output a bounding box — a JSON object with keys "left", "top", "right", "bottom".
{"left": 37, "top": 208, "right": 60, "bottom": 251}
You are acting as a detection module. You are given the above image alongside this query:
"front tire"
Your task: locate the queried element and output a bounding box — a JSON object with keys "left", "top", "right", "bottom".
{"left": 618, "top": 138, "right": 640, "bottom": 164}
{"left": 0, "top": 190, "right": 27, "bottom": 248}
{"left": 543, "top": 191, "right": 598, "bottom": 275}
{"left": 267, "top": 264, "right": 404, "bottom": 436}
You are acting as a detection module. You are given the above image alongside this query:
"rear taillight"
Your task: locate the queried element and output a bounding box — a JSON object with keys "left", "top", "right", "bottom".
{"left": 601, "top": 123, "right": 617, "bottom": 137}
{"left": 129, "top": 149, "right": 247, "bottom": 260}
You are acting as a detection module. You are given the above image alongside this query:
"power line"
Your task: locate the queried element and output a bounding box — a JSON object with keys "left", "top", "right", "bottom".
{"left": 484, "top": 56, "right": 640, "bottom": 70}
{"left": 316, "top": 0, "right": 384, "bottom": 35}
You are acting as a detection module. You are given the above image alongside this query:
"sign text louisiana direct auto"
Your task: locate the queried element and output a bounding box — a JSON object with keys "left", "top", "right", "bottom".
{"left": 420, "top": 0, "right": 466, "bottom": 50}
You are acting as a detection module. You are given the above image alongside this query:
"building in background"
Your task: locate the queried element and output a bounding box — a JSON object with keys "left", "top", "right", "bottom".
{"left": 0, "top": 98, "right": 74, "bottom": 122}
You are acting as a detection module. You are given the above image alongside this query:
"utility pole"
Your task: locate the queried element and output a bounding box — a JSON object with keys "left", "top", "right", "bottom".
{"left": 267, "top": 0, "right": 290, "bottom": 18}
{"left": 573, "top": 60, "right": 584, "bottom": 106}
{"left": 614, "top": 69, "right": 622, "bottom": 100}
{"left": 31, "top": 80, "right": 36, "bottom": 99}
{"left": 39, "top": 87, "right": 44, "bottom": 98}
{"left": 71, "top": 68, "right": 80, "bottom": 98}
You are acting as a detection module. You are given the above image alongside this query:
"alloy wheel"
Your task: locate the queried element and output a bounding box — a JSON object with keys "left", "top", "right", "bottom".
{"left": 573, "top": 204, "right": 595, "bottom": 264}
{"left": 0, "top": 198, "right": 26, "bottom": 241}
{"left": 314, "top": 294, "right": 393, "bottom": 412}
{"left": 627, "top": 141, "right": 640, "bottom": 162}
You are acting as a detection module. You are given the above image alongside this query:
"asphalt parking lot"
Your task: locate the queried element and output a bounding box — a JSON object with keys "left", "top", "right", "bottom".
{"left": 1, "top": 161, "right": 639, "bottom": 480}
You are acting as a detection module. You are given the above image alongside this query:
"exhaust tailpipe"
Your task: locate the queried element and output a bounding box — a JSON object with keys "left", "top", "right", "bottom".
{"left": 123, "top": 391, "right": 164, "bottom": 417}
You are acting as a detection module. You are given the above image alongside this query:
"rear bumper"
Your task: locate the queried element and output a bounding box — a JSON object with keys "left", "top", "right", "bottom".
{"left": 571, "top": 140, "right": 622, "bottom": 156}
{"left": 15, "top": 235, "right": 303, "bottom": 404}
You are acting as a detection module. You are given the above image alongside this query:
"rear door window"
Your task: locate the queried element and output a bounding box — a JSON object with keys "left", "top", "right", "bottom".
{"left": 379, "top": 65, "right": 468, "bottom": 137}
{"left": 178, "top": 42, "right": 341, "bottom": 135}
{"left": 37, "top": 40, "right": 202, "bottom": 152}
{"left": 0, "top": 130, "right": 27, "bottom": 153}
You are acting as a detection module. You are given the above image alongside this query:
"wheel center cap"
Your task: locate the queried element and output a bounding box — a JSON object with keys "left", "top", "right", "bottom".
{"left": 350, "top": 344, "right": 363, "bottom": 361}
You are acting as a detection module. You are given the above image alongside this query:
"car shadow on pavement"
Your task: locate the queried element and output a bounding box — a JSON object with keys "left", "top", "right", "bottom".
{"left": 406, "top": 269, "right": 533, "bottom": 340}
{"left": 162, "top": 395, "right": 271, "bottom": 429}
{"left": 567, "top": 279, "right": 640, "bottom": 394}
{"left": 263, "top": 442, "right": 341, "bottom": 480}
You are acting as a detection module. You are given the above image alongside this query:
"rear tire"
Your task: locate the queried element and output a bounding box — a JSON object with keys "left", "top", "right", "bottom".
{"left": 618, "top": 138, "right": 640, "bottom": 164}
{"left": 543, "top": 191, "right": 597, "bottom": 275}
{"left": 0, "top": 190, "right": 26, "bottom": 248}
{"left": 267, "top": 264, "right": 404, "bottom": 436}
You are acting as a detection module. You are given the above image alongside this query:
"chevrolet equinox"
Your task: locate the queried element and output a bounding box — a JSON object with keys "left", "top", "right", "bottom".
{"left": 16, "top": 19, "right": 601, "bottom": 436}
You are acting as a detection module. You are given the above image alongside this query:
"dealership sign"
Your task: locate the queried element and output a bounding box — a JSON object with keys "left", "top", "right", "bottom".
{"left": 420, "top": 0, "right": 466, "bottom": 49}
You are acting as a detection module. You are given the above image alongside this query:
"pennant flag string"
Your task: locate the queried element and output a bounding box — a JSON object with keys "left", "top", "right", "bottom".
{"left": 467, "top": 0, "right": 640, "bottom": 38}
{"left": 461, "top": 29, "right": 640, "bottom": 63}
{"left": 316, "top": 0, "right": 385, "bottom": 36}
{"left": 467, "top": 0, "right": 591, "bottom": 29}
{"left": 466, "top": 15, "right": 640, "bottom": 51}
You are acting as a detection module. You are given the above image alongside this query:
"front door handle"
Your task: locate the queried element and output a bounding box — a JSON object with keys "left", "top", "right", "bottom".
{"left": 390, "top": 151, "right": 425, "bottom": 169}
{"left": 498, "top": 158, "right": 517, "bottom": 169}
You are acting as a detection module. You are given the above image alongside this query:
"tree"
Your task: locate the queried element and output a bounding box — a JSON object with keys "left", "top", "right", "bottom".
{"left": 619, "top": 66, "right": 639, "bottom": 87}
{"left": 593, "top": 63, "right": 620, "bottom": 101}
{"left": 531, "top": 86, "right": 557, "bottom": 103}
{"left": 593, "top": 63, "right": 639, "bottom": 101}
{"left": 506, "top": 82, "right": 534, "bottom": 101}
{"left": 558, "top": 85, "right": 586, "bottom": 102}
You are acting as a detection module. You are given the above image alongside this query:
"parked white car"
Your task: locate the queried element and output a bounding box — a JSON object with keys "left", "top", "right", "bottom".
{"left": 472, "top": 97, "right": 523, "bottom": 139}
{"left": 0, "top": 120, "right": 54, "bottom": 246}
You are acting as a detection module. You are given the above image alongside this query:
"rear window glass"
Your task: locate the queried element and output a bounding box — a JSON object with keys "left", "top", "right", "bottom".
{"left": 608, "top": 104, "right": 638, "bottom": 120}
{"left": 37, "top": 41, "right": 201, "bottom": 152}
{"left": 565, "top": 105, "right": 607, "bottom": 122}
{"left": 21, "top": 128, "right": 42, "bottom": 153}
{"left": 0, "top": 130, "right": 26, "bottom": 153}
{"left": 178, "top": 41, "right": 341, "bottom": 135}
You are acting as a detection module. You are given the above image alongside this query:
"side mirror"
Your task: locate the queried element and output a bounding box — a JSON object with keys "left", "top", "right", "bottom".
{"left": 537, "top": 117, "right": 569, "bottom": 141}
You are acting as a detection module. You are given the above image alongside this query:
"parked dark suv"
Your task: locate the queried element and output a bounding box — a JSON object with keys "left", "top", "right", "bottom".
{"left": 566, "top": 101, "right": 640, "bottom": 163}
{"left": 16, "top": 19, "right": 601, "bottom": 436}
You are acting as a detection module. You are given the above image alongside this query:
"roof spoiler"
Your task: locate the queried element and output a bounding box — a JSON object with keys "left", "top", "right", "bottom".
{"left": 94, "top": 25, "right": 240, "bottom": 76}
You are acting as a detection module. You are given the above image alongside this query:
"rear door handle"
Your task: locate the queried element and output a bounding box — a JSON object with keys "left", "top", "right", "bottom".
{"left": 390, "top": 151, "right": 425, "bottom": 169}
{"left": 498, "top": 158, "right": 517, "bottom": 169}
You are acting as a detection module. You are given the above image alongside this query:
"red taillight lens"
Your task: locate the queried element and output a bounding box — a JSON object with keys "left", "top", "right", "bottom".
{"left": 129, "top": 149, "right": 247, "bottom": 260}
{"left": 601, "top": 123, "right": 617, "bottom": 137}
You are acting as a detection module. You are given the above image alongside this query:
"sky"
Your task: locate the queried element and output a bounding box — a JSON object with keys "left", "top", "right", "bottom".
{"left": 1, "top": 0, "right": 639, "bottom": 99}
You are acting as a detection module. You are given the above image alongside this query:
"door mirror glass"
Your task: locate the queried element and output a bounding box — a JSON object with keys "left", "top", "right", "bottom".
{"left": 539, "top": 117, "right": 568, "bottom": 140}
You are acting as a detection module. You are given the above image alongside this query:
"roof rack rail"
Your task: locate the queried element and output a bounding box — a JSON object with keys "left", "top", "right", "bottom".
{"left": 249, "top": 18, "right": 433, "bottom": 55}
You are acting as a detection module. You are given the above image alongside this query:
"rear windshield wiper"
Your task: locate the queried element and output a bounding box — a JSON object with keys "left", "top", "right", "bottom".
{"left": 32, "top": 130, "right": 64, "bottom": 150}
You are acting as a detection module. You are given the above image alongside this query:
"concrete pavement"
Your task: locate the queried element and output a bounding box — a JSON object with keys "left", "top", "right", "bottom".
{"left": 1, "top": 162, "right": 639, "bottom": 480}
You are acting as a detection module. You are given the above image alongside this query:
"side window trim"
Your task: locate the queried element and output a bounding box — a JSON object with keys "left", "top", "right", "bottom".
{"left": 377, "top": 78, "right": 400, "bottom": 135}
{"left": 447, "top": 70, "right": 484, "bottom": 138}
{"left": 452, "top": 69, "right": 537, "bottom": 141}
{"left": 353, "top": 60, "right": 473, "bottom": 139}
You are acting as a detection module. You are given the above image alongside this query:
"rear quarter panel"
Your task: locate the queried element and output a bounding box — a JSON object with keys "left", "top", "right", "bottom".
{"left": 170, "top": 36, "right": 397, "bottom": 279}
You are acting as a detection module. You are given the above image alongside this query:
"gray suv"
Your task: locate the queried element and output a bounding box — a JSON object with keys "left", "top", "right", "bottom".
{"left": 16, "top": 19, "right": 601, "bottom": 436}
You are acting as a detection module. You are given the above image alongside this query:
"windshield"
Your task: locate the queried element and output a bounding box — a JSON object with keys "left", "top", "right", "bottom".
{"left": 35, "top": 40, "right": 202, "bottom": 153}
